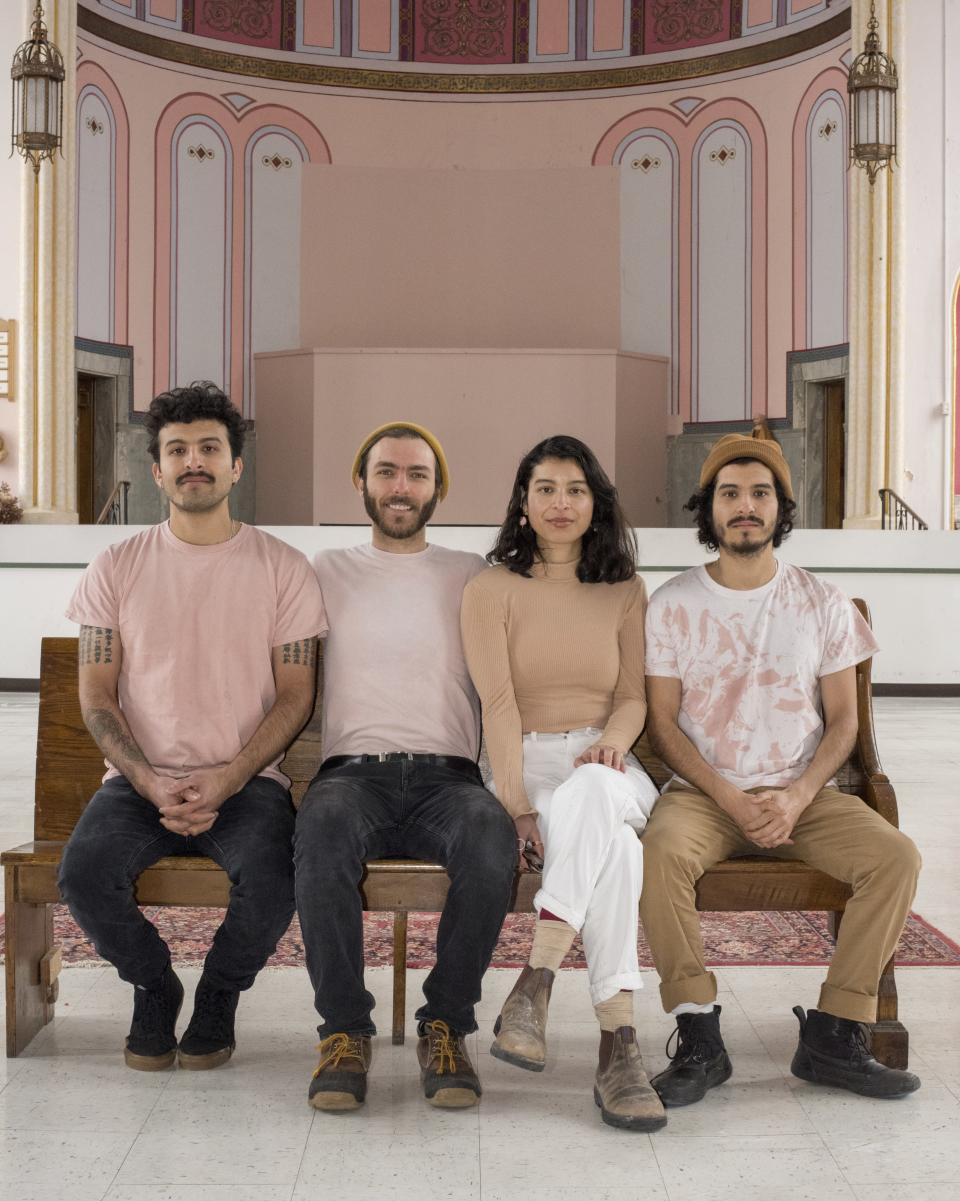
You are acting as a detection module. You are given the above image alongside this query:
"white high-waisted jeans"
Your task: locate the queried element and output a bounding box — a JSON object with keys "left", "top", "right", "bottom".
{"left": 502, "top": 727, "right": 660, "bottom": 1006}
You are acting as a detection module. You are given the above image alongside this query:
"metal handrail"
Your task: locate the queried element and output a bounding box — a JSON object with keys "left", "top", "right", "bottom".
{"left": 878, "top": 488, "right": 928, "bottom": 530}
{"left": 95, "top": 479, "right": 130, "bottom": 525}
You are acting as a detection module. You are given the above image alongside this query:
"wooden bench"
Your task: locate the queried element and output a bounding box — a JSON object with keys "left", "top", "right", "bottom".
{"left": 3, "top": 607, "right": 908, "bottom": 1066}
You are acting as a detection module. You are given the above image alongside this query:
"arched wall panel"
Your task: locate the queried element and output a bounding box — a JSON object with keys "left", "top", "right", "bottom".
{"left": 616, "top": 130, "right": 680, "bottom": 413}
{"left": 76, "top": 87, "right": 116, "bottom": 343}
{"left": 243, "top": 128, "right": 309, "bottom": 415}
{"left": 692, "top": 120, "right": 752, "bottom": 422}
{"left": 806, "top": 90, "right": 847, "bottom": 348}
{"left": 170, "top": 116, "right": 232, "bottom": 391}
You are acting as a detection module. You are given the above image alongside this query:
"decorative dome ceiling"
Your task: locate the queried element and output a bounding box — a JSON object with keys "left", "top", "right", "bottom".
{"left": 80, "top": 0, "right": 849, "bottom": 94}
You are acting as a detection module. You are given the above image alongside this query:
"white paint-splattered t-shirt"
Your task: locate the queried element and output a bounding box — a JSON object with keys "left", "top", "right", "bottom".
{"left": 644, "top": 562, "right": 878, "bottom": 790}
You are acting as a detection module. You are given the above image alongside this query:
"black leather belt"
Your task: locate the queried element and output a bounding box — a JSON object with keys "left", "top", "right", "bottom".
{"left": 320, "top": 753, "right": 480, "bottom": 775}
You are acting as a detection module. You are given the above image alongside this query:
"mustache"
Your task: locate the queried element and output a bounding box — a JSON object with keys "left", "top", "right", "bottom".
{"left": 728, "top": 518, "right": 762, "bottom": 527}
{"left": 176, "top": 471, "right": 215, "bottom": 485}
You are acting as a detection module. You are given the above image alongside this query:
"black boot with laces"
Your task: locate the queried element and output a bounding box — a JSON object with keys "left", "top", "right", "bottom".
{"left": 790, "top": 1006, "right": 920, "bottom": 1098}
{"left": 125, "top": 963, "right": 184, "bottom": 1071}
{"left": 178, "top": 975, "right": 240, "bottom": 1070}
{"left": 650, "top": 1005, "right": 732, "bottom": 1107}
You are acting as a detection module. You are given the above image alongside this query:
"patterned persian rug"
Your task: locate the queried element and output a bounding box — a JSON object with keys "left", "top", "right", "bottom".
{"left": 1, "top": 906, "right": 958, "bottom": 969}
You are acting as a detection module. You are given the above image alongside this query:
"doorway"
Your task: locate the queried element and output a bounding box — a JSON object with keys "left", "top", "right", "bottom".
{"left": 75, "top": 372, "right": 116, "bottom": 523}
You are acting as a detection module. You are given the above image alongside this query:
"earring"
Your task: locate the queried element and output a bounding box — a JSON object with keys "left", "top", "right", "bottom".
{"left": 519, "top": 515, "right": 527, "bottom": 527}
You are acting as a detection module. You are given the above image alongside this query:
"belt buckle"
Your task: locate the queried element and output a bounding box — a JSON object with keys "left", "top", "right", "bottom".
{"left": 377, "top": 752, "right": 413, "bottom": 762}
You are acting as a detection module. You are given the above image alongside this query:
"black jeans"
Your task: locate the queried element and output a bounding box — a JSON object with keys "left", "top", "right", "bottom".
{"left": 294, "top": 759, "right": 517, "bottom": 1037}
{"left": 57, "top": 775, "right": 296, "bottom": 991}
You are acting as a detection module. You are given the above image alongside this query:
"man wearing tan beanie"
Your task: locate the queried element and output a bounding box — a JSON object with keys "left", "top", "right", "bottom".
{"left": 294, "top": 422, "right": 517, "bottom": 1114}
{"left": 640, "top": 434, "right": 921, "bottom": 1105}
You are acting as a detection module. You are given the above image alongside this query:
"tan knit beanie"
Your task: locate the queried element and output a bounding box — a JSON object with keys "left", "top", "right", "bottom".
{"left": 699, "top": 433, "right": 794, "bottom": 500}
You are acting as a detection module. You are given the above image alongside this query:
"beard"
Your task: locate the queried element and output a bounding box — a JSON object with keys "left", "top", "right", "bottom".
{"left": 364, "top": 489, "right": 439, "bottom": 541}
{"left": 716, "top": 519, "right": 776, "bottom": 557}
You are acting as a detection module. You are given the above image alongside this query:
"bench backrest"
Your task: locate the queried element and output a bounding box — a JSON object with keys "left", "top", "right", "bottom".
{"left": 32, "top": 598, "right": 882, "bottom": 841}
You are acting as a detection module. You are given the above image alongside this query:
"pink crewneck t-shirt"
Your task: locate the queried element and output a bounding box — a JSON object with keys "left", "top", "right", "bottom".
{"left": 313, "top": 542, "right": 486, "bottom": 761}
{"left": 645, "top": 561, "right": 879, "bottom": 791}
{"left": 66, "top": 522, "right": 327, "bottom": 788}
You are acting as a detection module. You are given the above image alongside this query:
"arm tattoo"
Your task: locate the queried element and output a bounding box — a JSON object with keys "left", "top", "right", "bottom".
{"left": 85, "top": 707, "right": 148, "bottom": 768}
{"left": 280, "top": 638, "right": 317, "bottom": 668}
{"left": 79, "top": 625, "right": 114, "bottom": 666}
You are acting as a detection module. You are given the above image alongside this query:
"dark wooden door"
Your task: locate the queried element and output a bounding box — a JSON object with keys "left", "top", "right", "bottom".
{"left": 823, "top": 380, "right": 845, "bottom": 529}
{"left": 76, "top": 374, "right": 96, "bottom": 524}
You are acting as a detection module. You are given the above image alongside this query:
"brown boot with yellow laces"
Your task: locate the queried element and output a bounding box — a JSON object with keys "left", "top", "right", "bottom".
{"left": 308, "top": 1032, "right": 372, "bottom": 1111}
{"left": 417, "top": 1020, "right": 482, "bottom": 1108}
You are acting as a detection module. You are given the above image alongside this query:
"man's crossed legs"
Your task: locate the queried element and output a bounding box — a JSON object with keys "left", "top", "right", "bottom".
{"left": 294, "top": 757, "right": 516, "bottom": 1110}
{"left": 640, "top": 785, "right": 922, "bottom": 1103}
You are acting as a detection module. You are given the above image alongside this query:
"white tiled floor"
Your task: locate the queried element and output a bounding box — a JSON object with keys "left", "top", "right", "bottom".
{"left": 1, "top": 693, "right": 958, "bottom": 1201}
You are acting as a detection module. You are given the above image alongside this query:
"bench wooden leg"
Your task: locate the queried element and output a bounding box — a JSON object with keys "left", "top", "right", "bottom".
{"left": 870, "top": 954, "right": 908, "bottom": 1069}
{"left": 392, "top": 911, "right": 407, "bottom": 1046}
{"left": 5, "top": 870, "right": 57, "bottom": 1057}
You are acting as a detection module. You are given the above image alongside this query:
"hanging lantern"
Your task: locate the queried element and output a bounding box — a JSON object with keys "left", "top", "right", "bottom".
{"left": 848, "top": 1, "right": 898, "bottom": 186}
{"left": 10, "top": 2, "right": 65, "bottom": 175}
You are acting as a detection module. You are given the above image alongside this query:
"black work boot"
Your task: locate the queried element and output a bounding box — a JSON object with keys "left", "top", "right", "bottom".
{"left": 177, "top": 976, "right": 240, "bottom": 1070}
{"left": 650, "top": 1005, "right": 732, "bottom": 1107}
{"left": 124, "top": 964, "right": 184, "bottom": 1071}
{"left": 790, "top": 1006, "right": 920, "bottom": 1098}
{"left": 417, "top": 1020, "right": 481, "bottom": 1108}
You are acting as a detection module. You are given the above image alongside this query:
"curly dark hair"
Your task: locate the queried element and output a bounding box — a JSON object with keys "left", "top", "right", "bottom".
{"left": 685, "top": 457, "right": 797, "bottom": 552}
{"left": 487, "top": 435, "right": 637, "bottom": 584}
{"left": 144, "top": 382, "right": 245, "bottom": 463}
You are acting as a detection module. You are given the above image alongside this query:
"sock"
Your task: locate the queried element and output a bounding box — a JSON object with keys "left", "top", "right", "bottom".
{"left": 595, "top": 990, "right": 634, "bottom": 1032}
{"left": 671, "top": 1001, "right": 716, "bottom": 1016}
{"left": 528, "top": 917, "right": 576, "bottom": 972}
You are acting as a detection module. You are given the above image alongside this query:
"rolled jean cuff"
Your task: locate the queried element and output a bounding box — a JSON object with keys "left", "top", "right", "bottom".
{"left": 659, "top": 971, "right": 718, "bottom": 1014}
{"left": 533, "top": 889, "right": 584, "bottom": 933}
{"left": 589, "top": 971, "right": 645, "bottom": 1007}
{"left": 818, "top": 983, "right": 878, "bottom": 1025}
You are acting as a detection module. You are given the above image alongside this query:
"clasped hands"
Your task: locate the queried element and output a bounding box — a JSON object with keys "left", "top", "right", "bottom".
{"left": 138, "top": 765, "right": 240, "bottom": 836}
{"left": 722, "top": 784, "right": 812, "bottom": 849}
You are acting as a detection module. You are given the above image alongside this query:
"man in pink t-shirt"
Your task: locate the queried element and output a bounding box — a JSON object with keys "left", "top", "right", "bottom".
{"left": 58, "top": 383, "right": 326, "bottom": 1073}
{"left": 294, "top": 422, "right": 517, "bottom": 1113}
{"left": 641, "top": 434, "right": 921, "bottom": 1105}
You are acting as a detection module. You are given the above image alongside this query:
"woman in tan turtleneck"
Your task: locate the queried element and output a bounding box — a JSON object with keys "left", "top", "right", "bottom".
{"left": 460, "top": 435, "right": 663, "bottom": 1132}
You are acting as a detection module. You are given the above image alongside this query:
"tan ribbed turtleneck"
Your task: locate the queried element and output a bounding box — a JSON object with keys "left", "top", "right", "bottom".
{"left": 460, "top": 560, "right": 648, "bottom": 818}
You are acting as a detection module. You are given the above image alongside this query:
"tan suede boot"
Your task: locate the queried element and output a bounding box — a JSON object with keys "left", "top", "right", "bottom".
{"left": 490, "top": 965, "right": 554, "bottom": 1072}
{"left": 594, "top": 1027, "right": 668, "bottom": 1132}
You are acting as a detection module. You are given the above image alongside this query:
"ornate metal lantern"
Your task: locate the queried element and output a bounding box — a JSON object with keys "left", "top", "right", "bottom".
{"left": 848, "top": 1, "right": 898, "bottom": 186}
{"left": 10, "top": 2, "right": 65, "bottom": 175}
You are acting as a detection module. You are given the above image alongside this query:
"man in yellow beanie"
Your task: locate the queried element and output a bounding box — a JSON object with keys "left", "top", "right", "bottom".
{"left": 640, "top": 434, "right": 921, "bottom": 1105}
{"left": 294, "top": 422, "right": 517, "bottom": 1114}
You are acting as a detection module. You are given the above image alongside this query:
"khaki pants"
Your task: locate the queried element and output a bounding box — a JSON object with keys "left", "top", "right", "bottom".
{"left": 639, "top": 785, "right": 921, "bottom": 1023}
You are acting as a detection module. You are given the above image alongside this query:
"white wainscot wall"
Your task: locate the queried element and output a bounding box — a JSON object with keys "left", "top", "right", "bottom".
{"left": 1, "top": 526, "right": 958, "bottom": 685}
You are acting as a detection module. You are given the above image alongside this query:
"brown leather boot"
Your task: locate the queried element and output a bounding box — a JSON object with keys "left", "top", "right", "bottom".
{"left": 594, "top": 1027, "right": 668, "bottom": 1132}
{"left": 417, "top": 1020, "right": 481, "bottom": 1108}
{"left": 308, "top": 1033, "right": 373, "bottom": 1111}
{"left": 490, "top": 965, "right": 554, "bottom": 1072}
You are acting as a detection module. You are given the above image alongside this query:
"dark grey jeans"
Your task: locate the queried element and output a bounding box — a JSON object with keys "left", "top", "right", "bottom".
{"left": 294, "top": 758, "right": 517, "bottom": 1038}
{"left": 57, "top": 774, "right": 296, "bottom": 991}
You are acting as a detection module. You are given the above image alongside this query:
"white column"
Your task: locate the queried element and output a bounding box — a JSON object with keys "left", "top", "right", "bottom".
{"left": 844, "top": 0, "right": 903, "bottom": 529}
{"left": 17, "top": 0, "right": 77, "bottom": 524}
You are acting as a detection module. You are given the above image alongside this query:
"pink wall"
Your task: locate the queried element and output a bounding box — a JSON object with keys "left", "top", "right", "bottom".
{"left": 75, "top": 27, "right": 849, "bottom": 442}
{"left": 299, "top": 167, "right": 619, "bottom": 350}
{"left": 615, "top": 353, "right": 669, "bottom": 527}
{"left": 254, "top": 348, "right": 667, "bottom": 524}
